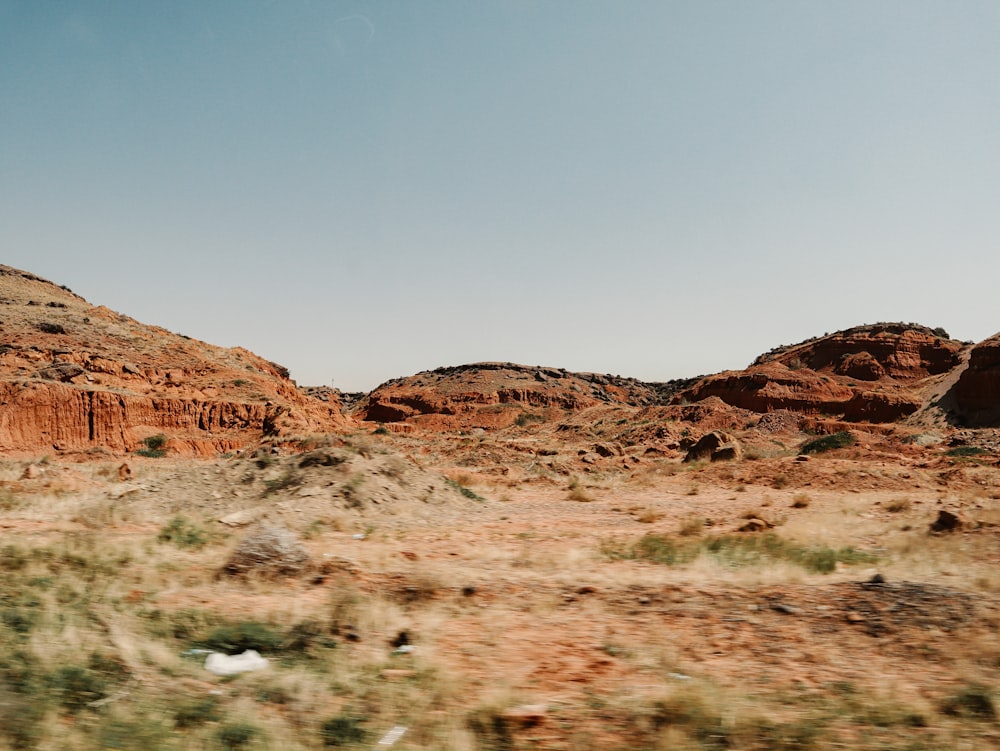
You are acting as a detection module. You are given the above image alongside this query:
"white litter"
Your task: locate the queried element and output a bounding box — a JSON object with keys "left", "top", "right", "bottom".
{"left": 375, "top": 725, "right": 407, "bottom": 747}
{"left": 204, "top": 650, "right": 269, "bottom": 676}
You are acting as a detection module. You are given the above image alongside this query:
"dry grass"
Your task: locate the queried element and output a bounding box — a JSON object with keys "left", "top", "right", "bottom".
{"left": 0, "top": 453, "right": 998, "bottom": 750}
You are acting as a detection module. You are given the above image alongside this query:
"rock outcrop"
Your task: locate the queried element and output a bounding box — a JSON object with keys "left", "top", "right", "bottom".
{"left": 355, "top": 362, "right": 665, "bottom": 430}
{"left": 753, "top": 323, "right": 963, "bottom": 380}
{"left": 951, "top": 332, "right": 1000, "bottom": 426}
{"left": 0, "top": 265, "right": 348, "bottom": 455}
{"left": 676, "top": 324, "right": 967, "bottom": 424}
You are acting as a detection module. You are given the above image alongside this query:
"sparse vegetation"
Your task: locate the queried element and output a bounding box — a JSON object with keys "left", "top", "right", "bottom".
{"left": 514, "top": 412, "right": 545, "bottom": 427}
{"left": 884, "top": 497, "right": 911, "bottom": 513}
{"left": 320, "top": 712, "right": 367, "bottom": 747}
{"left": 445, "top": 477, "right": 485, "bottom": 501}
{"left": 801, "top": 431, "right": 855, "bottom": 454}
{"left": 946, "top": 446, "right": 988, "bottom": 457}
{"left": 157, "top": 516, "right": 208, "bottom": 548}
{"left": 605, "top": 532, "right": 877, "bottom": 574}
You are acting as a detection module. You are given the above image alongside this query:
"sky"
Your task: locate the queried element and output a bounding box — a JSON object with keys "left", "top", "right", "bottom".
{"left": 2, "top": 1, "right": 998, "bottom": 391}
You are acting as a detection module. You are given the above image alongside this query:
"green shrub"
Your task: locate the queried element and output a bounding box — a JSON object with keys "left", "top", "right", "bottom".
{"left": 200, "top": 621, "right": 284, "bottom": 654}
{"left": 49, "top": 665, "right": 107, "bottom": 712}
{"left": 157, "top": 516, "right": 208, "bottom": 549}
{"left": 945, "top": 446, "right": 987, "bottom": 457}
{"left": 216, "top": 722, "right": 259, "bottom": 750}
{"left": 0, "top": 691, "right": 45, "bottom": 749}
{"left": 800, "top": 431, "right": 855, "bottom": 454}
{"left": 0, "top": 650, "right": 43, "bottom": 695}
{"left": 136, "top": 434, "right": 168, "bottom": 458}
{"left": 940, "top": 684, "right": 996, "bottom": 719}
{"left": 174, "top": 697, "right": 221, "bottom": 728}
{"left": 445, "top": 478, "right": 484, "bottom": 502}
{"left": 603, "top": 533, "right": 875, "bottom": 574}
{"left": 97, "top": 717, "right": 170, "bottom": 751}
{"left": 321, "top": 713, "right": 367, "bottom": 747}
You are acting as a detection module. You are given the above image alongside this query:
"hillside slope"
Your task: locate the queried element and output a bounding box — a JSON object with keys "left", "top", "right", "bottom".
{"left": 0, "top": 265, "right": 348, "bottom": 455}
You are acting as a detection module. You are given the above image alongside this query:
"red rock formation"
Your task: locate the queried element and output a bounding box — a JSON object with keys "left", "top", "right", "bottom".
{"left": 356, "top": 362, "right": 661, "bottom": 430}
{"left": 951, "top": 332, "right": 1000, "bottom": 426}
{"left": 675, "top": 325, "right": 960, "bottom": 424}
{"left": 0, "top": 265, "right": 348, "bottom": 455}
{"left": 754, "top": 323, "right": 962, "bottom": 380}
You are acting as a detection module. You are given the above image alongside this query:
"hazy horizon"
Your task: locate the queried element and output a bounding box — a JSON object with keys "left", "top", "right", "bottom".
{"left": 3, "top": 2, "right": 998, "bottom": 391}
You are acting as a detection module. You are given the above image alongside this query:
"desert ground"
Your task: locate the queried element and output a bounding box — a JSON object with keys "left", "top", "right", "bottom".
{"left": 0, "top": 423, "right": 998, "bottom": 751}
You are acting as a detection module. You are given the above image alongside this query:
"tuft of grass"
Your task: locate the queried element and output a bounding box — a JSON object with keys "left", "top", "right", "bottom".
{"left": 939, "top": 684, "right": 996, "bottom": 720}
{"left": 791, "top": 493, "right": 811, "bottom": 509}
{"left": 216, "top": 722, "right": 260, "bottom": 750}
{"left": 445, "top": 477, "right": 485, "bottom": 502}
{"left": 884, "top": 498, "right": 911, "bottom": 513}
{"left": 49, "top": 664, "right": 108, "bottom": 712}
{"left": 678, "top": 516, "right": 706, "bottom": 537}
{"left": 263, "top": 469, "right": 302, "bottom": 495}
{"left": 320, "top": 712, "right": 367, "bottom": 747}
{"left": 801, "top": 431, "right": 855, "bottom": 454}
{"left": 157, "top": 516, "right": 208, "bottom": 548}
{"left": 173, "top": 696, "right": 222, "bottom": 728}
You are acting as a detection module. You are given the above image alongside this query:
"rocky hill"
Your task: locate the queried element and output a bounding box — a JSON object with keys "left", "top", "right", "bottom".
{"left": 353, "top": 362, "right": 676, "bottom": 430}
{"left": 676, "top": 323, "right": 971, "bottom": 424}
{"left": 0, "top": 265, "right": 348, "bottom": 455}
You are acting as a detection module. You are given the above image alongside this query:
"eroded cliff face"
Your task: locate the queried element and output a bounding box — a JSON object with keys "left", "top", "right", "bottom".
{"left": 674, "top": 362, "right": 922, "bottom": 423}
{"left": 676, "top": 324, "right": 969, "bottom": 424}
{"left": 754, "top": 324, "right": 963, "bottom": 381}
{"left": 951, "top": 332, "right": 1000, "bottom": 426}
{"left": 0, "top": 265, "right": 348, "bottom": 455}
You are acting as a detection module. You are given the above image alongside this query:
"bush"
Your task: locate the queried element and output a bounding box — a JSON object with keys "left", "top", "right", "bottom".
{"left": 445, "top": 477, "right": 485, "bottom": 502}
{"left": 200, "top": 621, "right": 284, "bottom": 654}
{"left": 603, "top": 533, "right": 876, "bottom": 574}
{"left": 940, "top": 684, "right": 996, "bottom": 720}
{"left": 35, "top": 321, "right": 66, "bottom": 335}
{"left": 321, "top": 713, "right": 367, "bottom": 747}
{"left": 49, "top": 665, "right": 107, "bottom": 712}
{"left": 946, "top": 446, "right": 987, "bottom": 458}
{"left": 173, "top": 697, "right": 221, "bottom": 728}
{"left": 216, "top": 722, "right": 259, "bottom": 750}
{"left": 157, "top": 516, "right": 208, "bottom": 548}
{"left": 136, "top": 434, "right": 168, "bottom": 458}
{"left": 800, "top": 431, "right": 855, "bottom": 454}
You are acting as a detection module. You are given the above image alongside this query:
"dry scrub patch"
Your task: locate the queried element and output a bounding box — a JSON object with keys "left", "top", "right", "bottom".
{"left": 0, "top": 449, "right": 998, "bottom": 750}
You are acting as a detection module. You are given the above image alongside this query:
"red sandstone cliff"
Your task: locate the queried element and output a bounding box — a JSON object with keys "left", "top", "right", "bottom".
{"left": 0, "top": 265, "right": 348, "bottom": 455}
{"left": 951, "top": 332, "right": 1000, "bottom": 426}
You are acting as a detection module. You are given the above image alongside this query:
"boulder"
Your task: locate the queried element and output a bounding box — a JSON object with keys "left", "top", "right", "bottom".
{"left": 223, "top": 524, "right": 311, "bottom": 577}
{"left": 684, "top": 431, "right": 742, "bottom": 463}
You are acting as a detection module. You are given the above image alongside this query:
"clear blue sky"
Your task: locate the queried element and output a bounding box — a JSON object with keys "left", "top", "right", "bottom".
{"left": 2, "top": 1, "right": 998, "bottom": 390}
